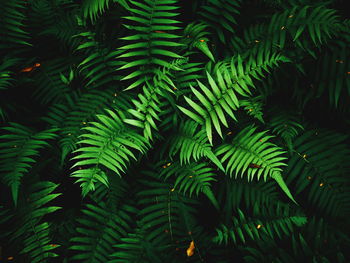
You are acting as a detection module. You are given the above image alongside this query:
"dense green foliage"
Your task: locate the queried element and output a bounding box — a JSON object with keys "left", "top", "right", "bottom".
{"left": 0, "top": 0, "right": 349, "bottom": 262}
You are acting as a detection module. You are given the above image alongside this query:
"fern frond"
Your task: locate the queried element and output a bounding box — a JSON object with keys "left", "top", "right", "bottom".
{"left": 109, "top": 230, "right": 164, "bottom": 263}
{"left": 241, "top": 4, "right": 341, "bottom": 56}
{"left": 0, "top": 57, "right": 19, "bottom": 91}
{"left": 206, "top": 51, "right": 288, "bottom": 110}
{"left": 0, "top": 58, "right": 18, "bottom": 119}
{"left": 182, "top": 22, "right": 215, "bottom": 61}
{"left": 81, "top": 0, "right": 111, "bottom": 22}
{"left": 228, "top": 51, "right": 290, "bottom": 86}
{"left": 0, "top": 206, "right": 13, "bottom": 239}
{"left": 178, "top": 71, "right": 243, "bottom": 144}
{"left": 285, "top": 129, "right": 350, "bottom": 216}
{"left": 30, "top": 0, "right": 57, "bottom": 29}
{"left": 71, "top": 109, "right": 150, "bottom": 196}
{"left": 268, "top": 109, "right": 304, "bottom": 152}
{"left": 172, "top": 59, "right": 205, "bottom": 89}
{"left": 0, "top": 0, "right": 31, "bottom": 54}
{"left": 304, "top": 216, "right": 350, "bottom": 252}
{"left": 70, "top": 201, "right": 135, "bottom": 262}
{"left": 312, "top": 35, "right": 350, "bottom": 107}
{"left": 32, "top": 58, "right": 73, "bottom": 105}
{"left": 214, "top": 204, "right": 306, "bottom": 245}
{"left": 123, "top": 60, "right": 184, "bottom": 140}
{"left": 40, "top": 11, "right": 82, "bottom": 51}
{"left": 162, "top": 120, "right": 224, "bottom": 171}
{"left": 118, "top": 0, "right": 183, "bottom": 90}
{"left": 0, "top": 123, "right": 57, "bottom": 205}
{"left": 81, "top": 0, "right": 130, "bottom": 23}
{"left": 160, "top": 161, "right": 219, "bottom": 208}
{"left": 137, "top": 169, "right": 198, "bottom": 245}
{"left": 240, "top": 95, "right": 265, "bottom": 123}
{"left": 215, "top": 125, "right": 296, "bottom": 202}
{"left": 89, "top": 173, "right": 128, "bottom": 207}
{"left": 123, "top": 83, "right": 163, "bottom": 141}
{"left": 42, "top": 89, "right": 132, "bottom": 163}
{"left": 215, "top": 125, "right": 286, "bottom": 181}
{"left": 75, "top": 32, "right": 123, "bottom": 89}
{"left": 218, "top": 177, "right": 279, "bottom": 220}
{"left": 199, "top": 0, "right": 241, "bottom": 44}
{"left": 59, "top": 89, "right": 132, "bottom": 163}
{"left": 10, "top": 181, "right": 61, "bottom": 263}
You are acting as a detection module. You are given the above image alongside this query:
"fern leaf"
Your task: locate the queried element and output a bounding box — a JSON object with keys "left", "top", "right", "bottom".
{"left": 58, "top": 89, "right": 132, "bottom": 163}
{"left": 160, "top": 161, "right": 219, "bottom": 208}
{"left": 109, "top": 230, "right": 163, "bottom": 263}
{"left": 182, "top": 22, "right": 215, "bottom": 61}
{"left": 178, "top": 71, "right": 243, "bottom": 144}
{"left": 10, "top": 181, "right": 61, "bottom": 263}
{"left": 70, "top": 201, "right": 135, "bottom": 262}
{"left": 137, "top": 169, "right": 198, "bottom": 245}
{"left": 118, "top": 0, "right": 183, "bottom": 90}
{"left": 0, "top": 0, "right": 31, "bottom": 52}
{"left": 240, "top": 95, "right": 265, "bottom": 123}
{"left": 285, "top": 129, "right": 350, "bottom": 216}
{"left": 214, "top": 204, "right": 306, "bottom": 245}
{"left": 123, "top": 83, "right": 163, "bottom": 141}
{"left": 268, "top": 109, "right": 304, "bottom": 153}
{"left": 162, "top": 120, "right": 223, "bottom": 171}
{"left": 216, "top": 125, "right": 296, "bottom": 202}
{"left": 82, "top": 0, "right": 111, "bottom": 22}
{"left": 0, "top": 123, "right": 57, "bottom": 205}
{"left": 71, "top": 109, "right": 150, "bottom": 196}
{"left": 199, "top": 0, "right": 242, "bottom": 44}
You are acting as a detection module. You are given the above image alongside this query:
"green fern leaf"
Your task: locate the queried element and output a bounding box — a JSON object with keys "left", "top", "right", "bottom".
{"left": 0, "top": 123, "right": 57, "bottom": 206}
{"left": 118, "top": 0, "right": 183, "bottom": 90}
{"left": 160, "top": 161, "right": 219, "bottom": 208}
{"left": 70, "top": 201, "right": 135, "bottom": 262}
{"left": 71, "top": 109, "right": 150, "bottom": 196}
{"left": 216, "top": 125, "right": 296, "bottom": 202}
{"left": 214, "top": 204, "right": 306, "bottom": 245}
{"left": 10, "top": 181, "right": 61, "bottom": 263}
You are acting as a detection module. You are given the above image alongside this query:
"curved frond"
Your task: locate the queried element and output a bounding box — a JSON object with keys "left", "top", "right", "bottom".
{"left": 214, "top": 204, "right": 306, "bottom": 245}
{"left": 160, "top": 161, "right": 219, "bottom": 208}
{"left": 109, "top": 230, "right": 164, "bottom": 263}
{"left": 240, "top": 4, "right": 341, "bottom": 56}
{"left": 0, "top": 0, "right": 31, "bottom": 54}
{"left": 217, "top": 177, "right": 280, "bottom": 222}
{"left": 71, "top": 109, "right": 150, "bottom": 196}
{"left": 165, "top": 120, "right": 224, "bottom": 170}
{"left": 32, "top": 58, "right": 73, "bottom": 105}
{"left": 240, "top": 95, "right": 265, "bottom": 123}
{"left": 58, "top": 89, "right": 131, "bottom": 163}
{"left": 216, "top": 125, "right": 287, "bottom": 181}
{"left": 69, "top": 201, "right": 135, "bottom": 262}
{"left": 123, "top": 83, "right": 163, "bottom": 141}
{"left": 199, "top": 0, "right": 241, "bottom": 44}
{"left": 215, "top": 125, "right": 296, "bottom": 202}
{"left": 268, "top": 109, "right": 304, "bottom": 152}
{"left": 286, "top": 129, "right": 350, "bottom": 217}
{"left": 0, "top": 123, "right": 57, "bottom": 205}
{"left": 76, "top": 32, "right": 123, "bottom": 89}
{"left": 182, "top": 22, "right": 215, "bottom": 61}
{"left": 178, "top": 71, "right": 242, "bottom": 144}
{"left": 10, "top": 181, "right": 61, "bottom": 263}
{"left": 137, "top": 168, "right": 198, "bottom": 245}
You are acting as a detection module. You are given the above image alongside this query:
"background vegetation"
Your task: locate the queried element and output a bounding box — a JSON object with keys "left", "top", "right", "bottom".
{"left": 0, "top": 0, "right": 349, "bottom": 262}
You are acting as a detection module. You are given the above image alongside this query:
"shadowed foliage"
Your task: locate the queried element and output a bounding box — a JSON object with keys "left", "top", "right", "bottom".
{"left": 0, "top": 0, "right": 349, "bottom": 262}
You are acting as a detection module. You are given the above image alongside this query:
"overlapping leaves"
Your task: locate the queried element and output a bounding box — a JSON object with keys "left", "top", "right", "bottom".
{"left": 71, "top": 109, "right": 150, "bottom": 196}
{"left": 0, "top": 123, "right": 57, "bottom": 205}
